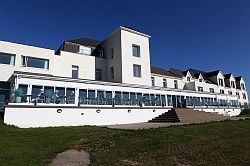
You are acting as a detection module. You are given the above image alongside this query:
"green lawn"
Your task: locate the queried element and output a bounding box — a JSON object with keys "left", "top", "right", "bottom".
{"left": 0, "top": 119, "right": 250, "bottom": 166}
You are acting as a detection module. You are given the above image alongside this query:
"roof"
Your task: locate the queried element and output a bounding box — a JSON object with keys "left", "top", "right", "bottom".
{"left": 204, "top": 70, "right": 221, "bottom": 77}
{"left": 151, "top": 66, "right": 177, "bottom": 77}
{"left": 224, "top": 73, "right": 232, "bottom": 79}
{"left": 235, "top": 76, "right": 243, "bottom": 81}
{"left": 169, "top": 68, "right": 185, "bottom": 78}
{"left": 66, "top": 37, "right": 101, "bottom": 47}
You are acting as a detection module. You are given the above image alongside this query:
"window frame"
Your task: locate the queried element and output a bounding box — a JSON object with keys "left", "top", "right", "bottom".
{"left": 0, "top": 52, "right": 15, "bottom": 65}
{"left": 132, "top": 44, "right": 140, "bottom": 57}
{"left": 133, "top": 64, "right": 141, "bottom": 78}
{"left": 72, "top": 65, "right": 79, "bottom": 79}
{"left": 21, "top": 56, "right": 49, "bottom": 69}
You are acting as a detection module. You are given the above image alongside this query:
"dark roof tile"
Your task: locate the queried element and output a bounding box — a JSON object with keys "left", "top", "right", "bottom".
{"left": 66, "top": 37, "right": 101, "bottom": 47}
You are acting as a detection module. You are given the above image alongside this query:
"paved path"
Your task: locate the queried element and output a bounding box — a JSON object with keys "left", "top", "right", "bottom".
{"left": 50, "top": 150, "right": 90, "bottom": 166}
{"left": 105, "top": 122, "right": 188, "bottom": 130}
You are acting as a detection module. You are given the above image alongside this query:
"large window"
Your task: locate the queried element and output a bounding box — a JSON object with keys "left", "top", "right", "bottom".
{"left": 0, "top": 52, "right": 15, "bottom": 65}
{"left": 133, "top": 64, "right": 141, "bottom": 77}
{"left": 22, "top": 56, "right": 49, "bottom": 69}
{"left": 79, "top": 46, "right": 91, "bottom": 55}
{"left": 132, "top": 44, "right": 140, "bottom": 57}
{"left": 95, "top": 69, "right": 102, "bottom": 81}
{"left": 72, "top": 65, "right": 79, "bottom": 79}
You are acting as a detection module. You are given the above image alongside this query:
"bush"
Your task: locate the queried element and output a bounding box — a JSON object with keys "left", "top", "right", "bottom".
{"left": 240, "top": 109, "right": 250, "bottom": 115}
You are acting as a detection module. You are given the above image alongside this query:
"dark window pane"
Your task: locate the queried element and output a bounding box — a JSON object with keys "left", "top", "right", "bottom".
{"left": 88, "top": 90, "right": 95, "bottom": 98}
{"left": 55, "top": 87, "right": 65, "bottom": 96}
{"left": 32, "top": 85, "right": 43, "bottom": 96}
{"left": 0, "top": 53, "right": 15, "bottom": 65}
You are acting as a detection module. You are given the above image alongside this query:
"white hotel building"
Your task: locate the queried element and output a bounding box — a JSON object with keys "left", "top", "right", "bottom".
{"left": 0, "top": 26, "right": 248, "bottom": 127}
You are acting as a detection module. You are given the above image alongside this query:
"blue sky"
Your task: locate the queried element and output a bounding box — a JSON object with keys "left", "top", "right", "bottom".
{"left": 0, "top": 0, "right": 250, "bottom": 90}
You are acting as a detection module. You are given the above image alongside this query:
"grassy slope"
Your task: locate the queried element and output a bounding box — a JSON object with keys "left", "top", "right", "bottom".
{"left": 0, "top": 119, "right": 250, "bottom": 166}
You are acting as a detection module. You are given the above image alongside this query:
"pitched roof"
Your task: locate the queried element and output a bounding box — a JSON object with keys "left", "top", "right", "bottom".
{"left": 235, "top": 76, "right": 243, "bottom": 81}
{"left": 224, "top": 73, "right": 232, "bottom": 79}
{"left": 151, "top": 66, "right": 177, "bottom": 77}
{"left": 66, "top": 37, "right": 101, "bottom": 47}
{"left": 204, "top": 70, "right": 221, "bottom": 77}
{"left": 169, "top": 68, "right": 185, "bottom": 78}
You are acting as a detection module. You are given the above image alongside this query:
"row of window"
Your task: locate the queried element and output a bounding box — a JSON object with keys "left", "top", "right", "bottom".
{"left": 14, "top": 84, "right": 241, "bottom": 107}
{"left": 0, "top": 52, "right": 49, "bottom": 69}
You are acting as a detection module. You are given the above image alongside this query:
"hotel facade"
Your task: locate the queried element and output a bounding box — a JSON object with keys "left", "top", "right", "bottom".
{"left": 0, "top": 26, "right": 248, "bottom": 127}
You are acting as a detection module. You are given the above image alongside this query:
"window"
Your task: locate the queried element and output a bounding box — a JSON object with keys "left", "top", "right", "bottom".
{"left": 132, "top": 44, "right": 140, "bottom": 57}
{"left": 95, "top": 69, "right": 102, "bottom": 81}
{"left": 241, "top": 83, "right": 245, "bottom": 90}
{"left": 231, "top": 81, "right": 235, "bottom": 88}
{"left": 174, "top": 80, "right": 178, "bottom": 89}
{"left": 199, "top": 78, "right": 203, "bottom": 82}
{"left": 187, "top": 77, "right": 191, "bottom": 82}
{"left": 209, "top": 88, "right": 214, "bottom": 93}
{"left": 133, "top": 64, "right": 141, "bottom": 77}
{"left": 0, "top": 52, "right": 15, "bottom": 65}
{"left": 79, "top": 46, "right": 91, "bottom": 55}
{"left": 228, "top": 91, "right": 232, "bottom": 95}
{"left": 110, "top": 48, "right": 114, "bottom": 59}
{"left": 198, "top": 86, "right": 203, "bottom": 92}
{"left": 72, "top": 65, "right": 79, "bottom": 79}
{"left": 243, "top": 93, "right": 246, "bottom": 99}
{"left": 218, "top": 78, "right": 224, "bottom": 86}
{"left": 236, "top": 92, "right": 240, "bottom": 98}
{"left": 220, "top": 90, "right": 225, "bottom": 94}
{"left": 110, "top": 67, "right": 114, "bottom": 80}
{"left": 163, "top": 79, "right": 167, "bottom": 88}
{"left": 151, "top": 77, "right": 155, "bottom": 86}
{"left": 22, "top": 56, "right": 49, "bottom": 69}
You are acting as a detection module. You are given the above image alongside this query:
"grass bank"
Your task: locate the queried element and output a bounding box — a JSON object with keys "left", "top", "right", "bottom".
{"left": 0, "top": 119, "right": 250, "bottom": 165}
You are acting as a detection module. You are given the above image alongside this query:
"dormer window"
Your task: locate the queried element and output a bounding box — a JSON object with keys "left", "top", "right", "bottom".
{"left": 79, "top": 46, "right": 91, "bottom": 55}
{"left": 218, "top": 79, "right": 224, "bottom": 86}
{"left": 241, "top": 83, "right": 245, "bottom": 90}
{"left": 231, "top": 81, "right": 235, "bottom": 88}
{"left": 187, "top": 77, "right": 191, "bottom": 82}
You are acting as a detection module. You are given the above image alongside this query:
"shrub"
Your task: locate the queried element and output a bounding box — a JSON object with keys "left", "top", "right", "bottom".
{"left": 240, "top": 109, "right": 250, "bottom": 115}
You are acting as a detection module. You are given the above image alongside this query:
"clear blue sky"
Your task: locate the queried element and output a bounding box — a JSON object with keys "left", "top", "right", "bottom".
{"left": 0, "top": 0, "right": 250, "bottom": 89}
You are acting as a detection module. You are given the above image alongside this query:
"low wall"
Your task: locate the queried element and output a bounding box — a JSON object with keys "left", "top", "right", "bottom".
{"left": 194, "top": 108, "right": 241, "bottom": 117}
{"left": 4, "top": 106, "right": 169, "bottom": 128}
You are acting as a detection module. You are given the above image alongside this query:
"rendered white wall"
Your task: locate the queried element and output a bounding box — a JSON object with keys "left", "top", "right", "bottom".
{"left": 4, "top": 107, "right": 169, "bottom": 128}
{"left": 0, "top": 41, "right": 54, "bottom": 81}
{"left": 120, "top": 29, "right": 152, "bottom": 86}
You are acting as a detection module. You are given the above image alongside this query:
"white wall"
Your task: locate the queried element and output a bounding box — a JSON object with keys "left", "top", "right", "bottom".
{"left": 53, "top": 51, "right": 107, "bottom": 81}
{"left": 101, "top": 29, "right": 122, "bottom": 83}
{"left": 0, "top": 41, "right": 54, "bottom": 81}
{"left": 4, "top": 107, "right": 169, "bottom": 128}
{"left": 120, "top": 28, "right": 152, "bottom": 86}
